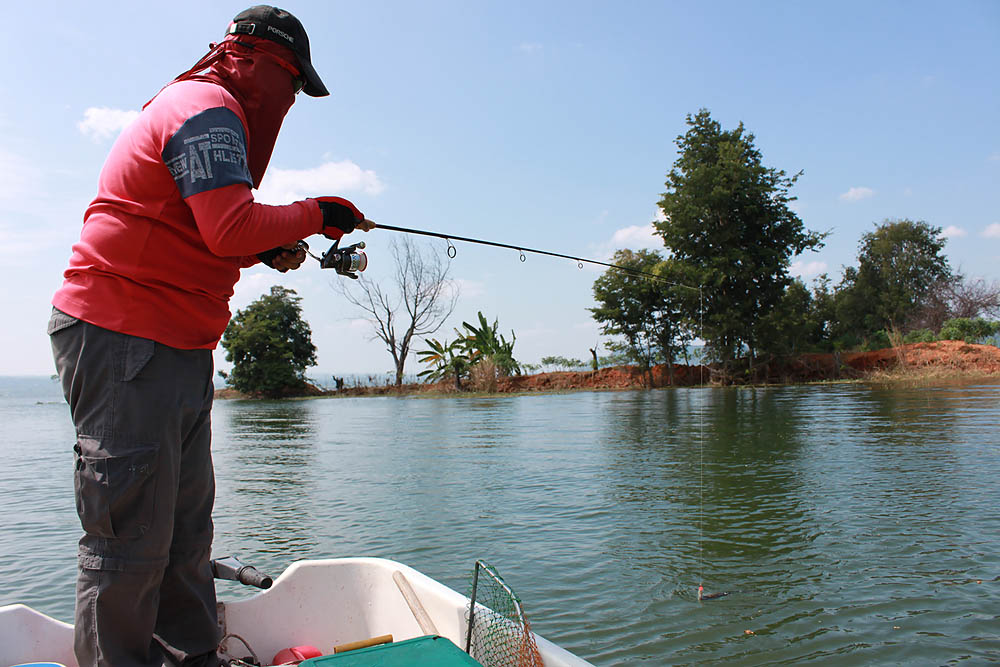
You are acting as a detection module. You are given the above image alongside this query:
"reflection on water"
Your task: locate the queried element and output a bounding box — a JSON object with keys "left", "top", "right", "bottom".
{"left": 215, "top": 401, "right": 320, "bottom": 555}
{"left": 1, "top": 379, "right": 999, "bottom": 665}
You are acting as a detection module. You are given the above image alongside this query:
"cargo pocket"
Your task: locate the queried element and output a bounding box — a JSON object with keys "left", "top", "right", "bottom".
{"left": 47, "top": 307, "right": 80, "bottom": 336}
{"left": 122, "top": 335, "right": 155, "bottom": 382}
{"left": 74, "top": 437, "right": 158, "bottom": 539}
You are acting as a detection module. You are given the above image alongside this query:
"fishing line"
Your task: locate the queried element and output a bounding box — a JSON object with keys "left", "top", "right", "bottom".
{"left": 369, "top": 222, "right": 717, "bottom": 600}
{"left": 694, "top": 293, "right": 730, "bottom": 602}
{"left": 698, "top": 289, "right": 705, "bottom": 602}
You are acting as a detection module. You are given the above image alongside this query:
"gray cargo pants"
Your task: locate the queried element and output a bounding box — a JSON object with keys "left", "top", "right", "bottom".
{"left": 49, "top": 308, "right": 220, "bottom": 667}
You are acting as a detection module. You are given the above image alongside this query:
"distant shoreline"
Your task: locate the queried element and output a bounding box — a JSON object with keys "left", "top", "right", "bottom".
{"left": 215, "top": 340, "right": 1000, "bottom": 399}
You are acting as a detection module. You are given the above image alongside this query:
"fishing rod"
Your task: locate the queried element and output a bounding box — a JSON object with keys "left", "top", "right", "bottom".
{"left": 304, "top": 222, "right": 719, "bottom": 601}
{"left": 302, "top": 222, "right": 697, "bottom": 288}
{"left": 376, "top": 223, "right": 676, "bottom": 283}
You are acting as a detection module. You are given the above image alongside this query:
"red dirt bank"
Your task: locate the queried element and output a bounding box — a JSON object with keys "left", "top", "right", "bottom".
{"left": 217, "top": 341, "right": 1000, "bottom": 399}
{"left": 499, "top": 340, "right": 1000, "bottom": 392}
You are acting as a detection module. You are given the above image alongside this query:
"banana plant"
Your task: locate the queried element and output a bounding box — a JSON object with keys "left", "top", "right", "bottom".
{"left": 416, "top": 337, "right": 470, "bottom": 389}
{"left": 457, "top": 312, "right": 521, "bottom": 376}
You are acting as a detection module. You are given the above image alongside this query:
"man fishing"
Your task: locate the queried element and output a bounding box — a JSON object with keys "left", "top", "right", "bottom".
{"left": 48, "top": 6, "right": 372, "bottom": 666}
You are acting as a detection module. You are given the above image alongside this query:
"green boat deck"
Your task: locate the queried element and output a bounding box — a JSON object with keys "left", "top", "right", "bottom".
{"left": 300, "top": 635, "right": 482, "bottom": 667}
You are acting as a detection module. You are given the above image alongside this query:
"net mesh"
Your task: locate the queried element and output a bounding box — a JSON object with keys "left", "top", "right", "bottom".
{"left": 465, "top": 560, "right": 544, "bottom": 667}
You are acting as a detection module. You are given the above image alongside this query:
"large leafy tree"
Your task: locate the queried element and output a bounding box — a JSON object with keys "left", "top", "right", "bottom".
{"left": 220, "top": 286, "right": 317, "bottom": 397}
{"left": 655, "top": 109, "right": 826, "bottom": 365}
{"left": 837, "top": 219, "right": 952, "bottom": 336}
{"left": 590, "top": 249, "right": 695, "bottom": 382}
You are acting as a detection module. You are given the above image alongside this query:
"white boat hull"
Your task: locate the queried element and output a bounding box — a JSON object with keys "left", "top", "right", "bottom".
{"left": 0, "top": 557, "right": 592, "bottom": 667}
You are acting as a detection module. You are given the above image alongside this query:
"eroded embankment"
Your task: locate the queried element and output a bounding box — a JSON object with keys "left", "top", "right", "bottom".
{"left": 216, "top": 341, "right": 1000, "bottom": 398}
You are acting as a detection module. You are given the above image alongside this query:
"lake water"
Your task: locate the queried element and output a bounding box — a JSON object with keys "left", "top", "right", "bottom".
{"left": 1, "top": 376, "right": 998, "bottom": 665}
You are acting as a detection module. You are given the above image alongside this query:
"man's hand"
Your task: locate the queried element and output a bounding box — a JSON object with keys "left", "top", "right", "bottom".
{"left": 258, "top": 242, "right": 307, "bottom": 272}
{"left": 272, "top": 243, "right": 307, "bottom": 272}
{"left": 313, "top": 196, "right": 370, "bottom": 238}
{"left": 356, "top": 219, "right": 377, "bottom": 232}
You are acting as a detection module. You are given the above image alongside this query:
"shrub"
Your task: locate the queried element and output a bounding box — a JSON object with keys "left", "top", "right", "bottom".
{"left": 938, "top": 317, "right": 1000, "bottom": 343}
{"left": 469, "top": 358, "right": 499, "bottom": 393}
{"left": 903, "top": 328, "right": 937, "bottom": 343}
{"left": 861, "top": 330, "right": 891, "bottom": 351}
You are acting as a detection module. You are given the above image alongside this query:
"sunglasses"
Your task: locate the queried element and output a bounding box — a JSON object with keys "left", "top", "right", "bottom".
{"left": 255, "top": 47, "right": 306, "bottom": 95}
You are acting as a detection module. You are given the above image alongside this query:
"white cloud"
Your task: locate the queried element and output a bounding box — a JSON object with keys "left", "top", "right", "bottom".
{"left": 78, "top": 107, "right": 139, "bottom": 142}
{"left": 452, "top": 278, "right": 486, "bottom": 299}
{"left": 255, "top": 160, "right": 385, "bottom": 204}
{"left": 982, "top": 223, "right": 1000, "bottom": 239}
{"left": 790, "top": 260, "right": 828, "bottom": 278}
{"left": 941, "top": 225, "right": 967, "bottom": 239}
{"left": 989, "top": 152, "right": 1000, "bottom": 162}
{"left": 588, "top": 221, "right": 664, "bottom": 264}
{"left": 516, "top": 42, "right": 543, "bottom": 54}
{"left": 839, "top": 186, "right": 874, "bottom": 202}
{"left": 610, "top": 223, "right": 661, "bottom": 251}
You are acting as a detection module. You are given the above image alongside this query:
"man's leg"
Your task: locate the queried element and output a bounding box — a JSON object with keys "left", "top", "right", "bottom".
{"left": 51, "top": 310, "right": 218, "bottom": 666}
{"left": 155, "top": 355, "right": 219, "bottom": 666}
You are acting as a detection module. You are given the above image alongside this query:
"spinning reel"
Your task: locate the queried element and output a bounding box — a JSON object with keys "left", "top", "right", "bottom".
{"left": 298, "top": 239, "right": 368, "bottom": 279}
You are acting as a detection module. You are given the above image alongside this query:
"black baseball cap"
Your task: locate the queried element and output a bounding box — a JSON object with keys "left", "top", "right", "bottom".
{"left": 227, "top": 5, "right": 329, "bottom": 97}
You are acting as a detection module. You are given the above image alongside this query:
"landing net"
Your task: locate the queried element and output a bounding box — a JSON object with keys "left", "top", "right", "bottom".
{"left": 464, "top": 560, "right": 543, "bottom": 667}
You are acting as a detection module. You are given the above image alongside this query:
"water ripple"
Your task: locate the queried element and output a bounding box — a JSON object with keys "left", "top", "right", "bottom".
{"left": 3, "top": 381, "right": 1000, "bottom": 663}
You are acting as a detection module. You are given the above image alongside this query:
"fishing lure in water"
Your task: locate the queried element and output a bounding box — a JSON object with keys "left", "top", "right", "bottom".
{"left": 698, "top": 586, "right": 730, "bottom": 601}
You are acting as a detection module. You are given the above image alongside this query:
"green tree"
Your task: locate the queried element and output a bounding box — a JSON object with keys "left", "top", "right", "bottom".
{"left": 756, "top": 279, "right": 827, "bottom": 355}
{"left": 806, "top": 274, "right": 843, "bottom": 349}
{"left": 540, "top": 356, "right": 587, "bottom": 371}
{"left": 837, "top": 219, "right": 952, "bottom": 336}
{"left": 590, "top": 250, "right": 695, "bottom": 383}
{"left": 220, "top": 286, "right": 317, "bottom": 397}
{"left": 655, "top": 109, "right": 826, "bottom": 366}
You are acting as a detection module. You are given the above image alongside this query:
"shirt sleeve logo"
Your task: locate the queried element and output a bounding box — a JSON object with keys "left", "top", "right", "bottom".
{"left": 162, "top": 107, "right": 252, "bottom": 198}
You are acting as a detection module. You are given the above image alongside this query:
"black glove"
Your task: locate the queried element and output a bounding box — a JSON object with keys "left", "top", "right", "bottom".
{"left": 313, "top": 196, "right": 364, "bottom": 237}
{"left": 257, "top": 246, "right": 284, "bottom": 269}
{"left": 256, "top": 245, "right": 303, "bottom": 272}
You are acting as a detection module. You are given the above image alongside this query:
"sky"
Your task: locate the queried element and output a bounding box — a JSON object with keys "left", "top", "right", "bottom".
{"left": 1, "top": 1, "right": 998, "bottom": 379}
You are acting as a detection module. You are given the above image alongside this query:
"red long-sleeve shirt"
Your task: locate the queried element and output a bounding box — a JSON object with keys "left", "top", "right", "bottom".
{"left": 53, "top": 79, "right": 327, "bottom": 349}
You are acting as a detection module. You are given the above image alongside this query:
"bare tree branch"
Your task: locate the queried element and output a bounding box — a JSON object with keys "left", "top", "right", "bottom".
{"left": 908, "top": 273, "right": 1000, "bottom": 331}
{"left": 335, "top": 237, "right": 459, "bottom": 385}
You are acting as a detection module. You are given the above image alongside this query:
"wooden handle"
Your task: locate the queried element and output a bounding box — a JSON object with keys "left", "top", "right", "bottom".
{"left": 393, "top": 570, "right": 439, "bottom": 636}
{"left": 332, "top": 634, "right": 393, "bottom": 654}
